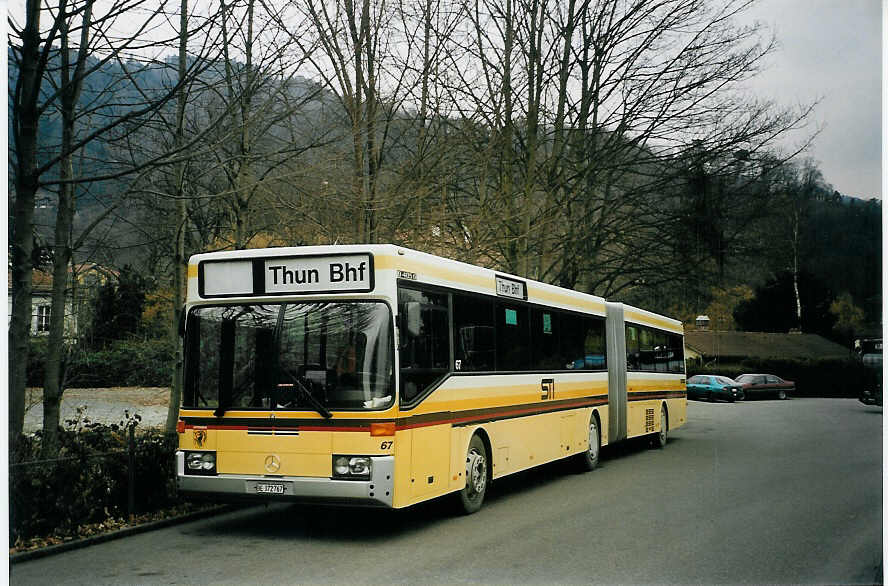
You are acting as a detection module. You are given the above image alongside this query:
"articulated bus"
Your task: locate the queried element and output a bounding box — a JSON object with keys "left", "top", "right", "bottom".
{"left": 176, "top": 245, "right": 686, "bottom": 513}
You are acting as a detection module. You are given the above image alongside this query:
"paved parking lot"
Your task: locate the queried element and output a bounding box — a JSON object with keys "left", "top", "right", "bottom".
{"left": 12, "top": 397, "right": 883, "bottom": 585}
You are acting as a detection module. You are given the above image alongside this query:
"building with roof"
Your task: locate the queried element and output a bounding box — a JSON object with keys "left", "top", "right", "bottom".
{"left": 7, "top": 264, "right": 116, "bottom": 338}
{"left": 685, "top": 330, "right": 852, "bottom": 366}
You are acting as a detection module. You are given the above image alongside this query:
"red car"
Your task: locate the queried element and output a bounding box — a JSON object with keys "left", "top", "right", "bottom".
{"left": 734, "top": 374, "right": 794, "bottom": 400}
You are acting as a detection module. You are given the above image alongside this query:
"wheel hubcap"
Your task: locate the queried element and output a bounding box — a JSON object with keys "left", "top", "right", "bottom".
{"left": 588, "top": 421, "right": 599, "bottom": 460}
{"left": 466, "top": 448, "right": 486, "bottom": 496}
{"left": 660, "top": 410, "right": 667, "bottom": 443}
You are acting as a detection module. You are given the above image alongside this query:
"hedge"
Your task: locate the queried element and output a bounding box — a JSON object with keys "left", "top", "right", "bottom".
{"left": 27, "top": 338, "right": 174, "bottom": 388}
{"left": 688, "top": 358, "right": 878, "bottom": 398}
{"left": 9, "top": 416, "right": 179, "bottom": 544}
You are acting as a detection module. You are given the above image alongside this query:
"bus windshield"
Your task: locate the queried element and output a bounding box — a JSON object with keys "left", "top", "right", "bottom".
{"left": 184, "top": 302, "right": 394, "bottom": 412}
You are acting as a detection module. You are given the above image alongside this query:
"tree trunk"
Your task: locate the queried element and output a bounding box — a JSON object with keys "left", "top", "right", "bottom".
{"left": 166, "top": 0, "right": 189, "bottom": 435}
{"left": 9, "top": 0, "right": 44, "bottom": 448}
{"left": 792, "top": 215, "right": 802, "bottom": 328}
{"left": 41, "top": 0, "right": 92, "bottom": 459}
{"left": 167, "top": 205, "right": 186, "bottom": 434}
{"left": 40, "top": 168, "right": 75, "bottom": 459}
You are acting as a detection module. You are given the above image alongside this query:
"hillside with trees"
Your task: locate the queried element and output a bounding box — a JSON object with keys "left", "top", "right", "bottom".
{"left": 9, "top": 0, "right": 881, "bottom": 450}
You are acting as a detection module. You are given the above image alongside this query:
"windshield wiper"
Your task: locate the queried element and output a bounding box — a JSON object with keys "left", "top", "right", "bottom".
{"left": 277, "top": 380, "right": 332, "bottom": 419}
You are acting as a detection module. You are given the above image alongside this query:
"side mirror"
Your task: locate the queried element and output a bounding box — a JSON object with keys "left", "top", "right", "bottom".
{"left": 405, "top": 302, "right": 422, "bottom": 338}
{"left": 178, "top": 305, "right": 187, "bottom": 338}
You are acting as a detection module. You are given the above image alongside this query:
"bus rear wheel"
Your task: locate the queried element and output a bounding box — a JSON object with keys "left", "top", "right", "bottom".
{"left": 652, "top": 405, "right": 668, "bottom": 449}
{"left": 457, "top": 434, "right": 488, "bottom": 514}
{"left": 576, "top": 413, "right": 600, "bottom": 471}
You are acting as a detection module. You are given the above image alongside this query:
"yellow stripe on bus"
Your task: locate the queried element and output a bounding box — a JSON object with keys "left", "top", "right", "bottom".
{"left": 526, "top": 286, "right": 606, "bottom": 314}
{"left": 375, "top": 254, "right": 493, "bottom": 289}
{"left": 624, "top": 309, "right": 683, "bottom": 333}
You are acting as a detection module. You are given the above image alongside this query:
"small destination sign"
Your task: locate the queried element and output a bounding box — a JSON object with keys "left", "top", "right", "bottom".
{"left": 495, "top": 275, "right": 527, "bottom": 300}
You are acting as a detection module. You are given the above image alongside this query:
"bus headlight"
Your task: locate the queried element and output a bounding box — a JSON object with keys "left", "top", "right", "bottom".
{"left": 332, "top": 455, "right": 372, "bottom": 480}
{"left": 185, "top": 451, "right": 217, "bottom": 475}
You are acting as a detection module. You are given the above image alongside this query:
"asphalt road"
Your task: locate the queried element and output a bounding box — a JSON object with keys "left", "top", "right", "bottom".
{"left": 11, "top": 398, "right": 883, "bottom": 585}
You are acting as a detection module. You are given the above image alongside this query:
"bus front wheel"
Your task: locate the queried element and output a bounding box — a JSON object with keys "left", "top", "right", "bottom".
{"left": 457, "top": 434, "right": 488, "bottom": 514}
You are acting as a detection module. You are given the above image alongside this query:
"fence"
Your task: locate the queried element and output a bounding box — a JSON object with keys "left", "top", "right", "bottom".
{"left": 10, "top": 422, "right": 180, "bottom": 545}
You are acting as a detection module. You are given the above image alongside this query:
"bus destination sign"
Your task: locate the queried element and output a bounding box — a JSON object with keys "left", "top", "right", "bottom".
{"left": 265, "top": 254, "right": 373, "bottom": 294}
{"left": 200, "top": 253, "right": 374, "bottom": 297}
{"left": 495, "top": 275, "right": 527, "bottom": 300}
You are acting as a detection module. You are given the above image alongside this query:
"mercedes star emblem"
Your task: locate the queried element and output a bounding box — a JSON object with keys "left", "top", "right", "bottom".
{"left": 264, "top": 454, "right": 281, "bottom": 473}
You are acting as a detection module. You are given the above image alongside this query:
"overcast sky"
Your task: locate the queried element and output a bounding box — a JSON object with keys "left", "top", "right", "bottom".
{"left": 738, "top": 0, "right": 881, "bottom": 199}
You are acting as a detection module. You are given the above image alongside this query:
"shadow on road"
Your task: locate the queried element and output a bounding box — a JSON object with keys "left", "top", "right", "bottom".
{"left": 190, "top": 498, "right": 455, "bottom": 542}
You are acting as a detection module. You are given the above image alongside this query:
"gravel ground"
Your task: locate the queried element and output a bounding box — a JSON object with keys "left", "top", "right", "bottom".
{"left": 23, "top": 388, "right": 172, "bottom": 433}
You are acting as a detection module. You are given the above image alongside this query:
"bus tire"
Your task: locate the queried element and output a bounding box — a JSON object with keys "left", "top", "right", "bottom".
{"left": 652, "top": 405, "right": 668, "bottom": 449}
{"left": 457, "top": 434, "right": 489, "bottom": 514}
{"left": 576, "top": 412, "right": 601, "bottom": 472}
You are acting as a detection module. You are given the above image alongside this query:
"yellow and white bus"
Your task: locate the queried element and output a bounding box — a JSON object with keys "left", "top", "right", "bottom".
{"left": 176, "top": 245, "right": 686, "bottom": 513}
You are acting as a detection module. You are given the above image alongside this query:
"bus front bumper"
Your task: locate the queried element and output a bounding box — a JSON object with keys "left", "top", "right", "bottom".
{"left": 176, "top": 452, "right": 395, "bottom": 508}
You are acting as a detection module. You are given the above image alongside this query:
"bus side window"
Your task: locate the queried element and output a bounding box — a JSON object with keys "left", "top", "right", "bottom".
{"left": 626, "top": 325, "right": 640, "bottom": 371}
{"left": 638, "top": 328, "right": 655, "bottom": 371}
{"left": 653, "top": 330, "right": 668, "bottom": 373}
{"left": 560, "top": 313, "right": 587, "bottom": 370}
{"left": 583, "top": 318, "right": 606, "bottom": 370}
{"left": 531, "top": 309, "right": 560, "bottom": 370}
{"left": 496, "top": 302, "right": 529, "bottom": 371}
{"left": 453, "top": 294, "right": 495, "bottom": 372}
{"left": 668, "top": 333, "right": 685, "bottom": 373}
{"left": 398, "top": 287, "right": 450, "bottom": 403}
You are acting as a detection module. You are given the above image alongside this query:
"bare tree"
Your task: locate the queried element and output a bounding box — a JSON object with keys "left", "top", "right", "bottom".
{"left": 765, "top": 157, "right": 828, "bottom": 328}
{"left": 101, "top": 1, "right": 336, "bottom": 429}
{"left": 288, "top": 0, "right": 424, "bottom": 244}
{"left": 8, "top": 0, "right": 221, "bottom": 453}
{"left": 434, "top": 0, "right": 814, "bottom": 299}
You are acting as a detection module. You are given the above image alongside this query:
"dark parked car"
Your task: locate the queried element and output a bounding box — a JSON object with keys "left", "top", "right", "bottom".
{"left": 856, "top": 338, "right": 882, "bottom": 406}
{"left": 686, "top": 375, "right": 744, "bottom": 402}
{"left": 734, "top": 373, "right": 794, "bottom": 400}
{"left": 859, "top": 386, "right": 882, "bottom": 406}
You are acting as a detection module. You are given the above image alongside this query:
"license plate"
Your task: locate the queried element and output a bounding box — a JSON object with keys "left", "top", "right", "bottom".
{"left": 255, "top": 482, "right": 286, "bottom": 495}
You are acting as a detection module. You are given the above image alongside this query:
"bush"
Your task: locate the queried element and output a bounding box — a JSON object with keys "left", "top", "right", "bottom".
{"left": 26, "top": 337, "right": 173, "bottom": 388}
{"left": 26, "top": 338, "right": 49, "bottom": 387}
{"left": 689, "top": 358, "right": 875, "bottom": 398}
{"left": 68, "top": 338, "right": 174, "bottom": 387}
{"left": 9, "top": 413, "right": 179, "bottom": 544}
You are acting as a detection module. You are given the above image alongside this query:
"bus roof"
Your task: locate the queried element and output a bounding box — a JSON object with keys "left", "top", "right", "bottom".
{"left": 187, "top": 245, "right": 682, "bottom": 333}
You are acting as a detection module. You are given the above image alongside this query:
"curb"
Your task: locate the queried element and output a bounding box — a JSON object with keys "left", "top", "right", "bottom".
{"left": 10, "top": 505, "right": 241, "bottom": 564}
